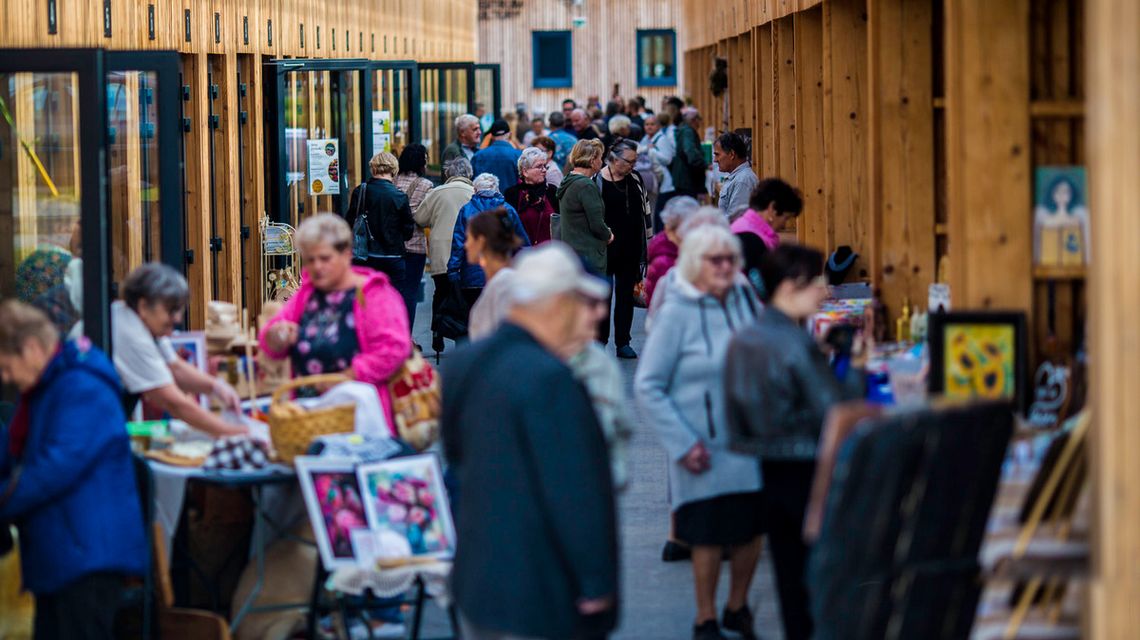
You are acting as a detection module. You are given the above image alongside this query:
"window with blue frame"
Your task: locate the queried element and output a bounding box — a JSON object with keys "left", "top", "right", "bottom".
{"left": 637, "top": 29, "right": 677, "bottom": 86}
{"left": 532, "top": 30, "right": 572, "bottom": 88}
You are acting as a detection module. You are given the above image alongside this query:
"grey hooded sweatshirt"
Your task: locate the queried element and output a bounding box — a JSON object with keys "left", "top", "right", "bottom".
{"left": 634, "top": 273, "right": 763, "bottom": 510}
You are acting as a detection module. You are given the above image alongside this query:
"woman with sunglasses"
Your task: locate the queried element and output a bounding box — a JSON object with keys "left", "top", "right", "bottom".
{"left": 635, "top": 224, "right": 763, "bottom": 640}
{"left": 724, "top": 244, "right": 865, "bottom": 640}
{"left": 596, "top": 138, "right": 650, "bottom": 359}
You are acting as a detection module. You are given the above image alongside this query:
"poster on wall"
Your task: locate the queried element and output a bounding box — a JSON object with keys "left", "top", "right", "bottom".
{"left": 1033, "top": 166, "right": 1089, "bottom": 267}
{"left": 372, "top": 110, "right": 392, "bottom": 156}
{"left": 307, "top": 138, "right": 341, "bottom": 196}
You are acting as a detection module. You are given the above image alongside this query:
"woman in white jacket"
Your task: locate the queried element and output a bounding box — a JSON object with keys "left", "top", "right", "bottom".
{"left": 634, "top": 224, "right": 763, "bottom": 640}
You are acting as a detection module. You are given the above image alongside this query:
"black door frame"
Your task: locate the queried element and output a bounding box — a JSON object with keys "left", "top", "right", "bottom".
{"left": 106, "top": 50, "right": 187, "bottom": 279}
{"left": 264, "top": 58, "right": 373, "bottom": 224}
{"left": 0, "top": 49, "right": 110, "bottom": 349}
{"left": 368, "top": 59, "right": 421, "bottom": 154}
{"left": 474, "top": 62, "right": 503, "bottom": 120}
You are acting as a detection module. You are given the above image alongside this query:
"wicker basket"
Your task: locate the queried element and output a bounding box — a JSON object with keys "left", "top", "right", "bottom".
{"left": 269, "top": 374, "right": 356, "bottom": 464}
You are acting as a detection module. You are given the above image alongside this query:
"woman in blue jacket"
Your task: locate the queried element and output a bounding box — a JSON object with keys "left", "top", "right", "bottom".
{"left": 0, "top": 300, "right": 146, "bottom": 639}
{"left": 448, "top": 172, "right": 531, "bottom": 310}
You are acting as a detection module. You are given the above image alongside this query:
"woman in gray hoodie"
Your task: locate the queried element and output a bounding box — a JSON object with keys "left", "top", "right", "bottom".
{"left": 634, "top": 224, "right": 763, "bottom": 640}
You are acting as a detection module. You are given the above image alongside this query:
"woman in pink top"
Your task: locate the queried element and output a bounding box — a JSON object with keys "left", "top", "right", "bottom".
{"left": 260, "top": 214, "right": 411, "bottom": 432}
{"left": 731, "top": 178, "right": 804, "bottom": 289}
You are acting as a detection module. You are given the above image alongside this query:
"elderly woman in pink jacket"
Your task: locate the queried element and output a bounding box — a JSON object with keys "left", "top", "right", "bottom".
{"left": 259, "top": 213, "right": 411, "bottom": 432}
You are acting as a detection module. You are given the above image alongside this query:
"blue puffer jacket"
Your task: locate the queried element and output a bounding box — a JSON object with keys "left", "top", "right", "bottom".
{"left": 448, "top": 191, "right": 531, "bottom": 288}
{"left": 0, "top": 339, "right": 147, "bottom": 595}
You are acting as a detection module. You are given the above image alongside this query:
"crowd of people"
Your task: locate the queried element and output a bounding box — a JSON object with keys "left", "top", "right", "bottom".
{"left": 0, "top": 88, "right": 865, "bottom": 640}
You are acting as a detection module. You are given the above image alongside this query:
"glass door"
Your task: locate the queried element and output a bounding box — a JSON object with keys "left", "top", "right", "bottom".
{"left": 419, "top": 63, "right": 475, "bottom": 174}
{"left": 106, "top": 51, "right": 185, "bottom": 300}
{"left": 0, "top": 50, "right": 110, "bottom": 349}
{"left": 264, "top": 58, "right": 373, "bottom": 226}
{"left": 474, "top": 63, "right": 502, "bottom": 125}
{"left": 369, "top": 60, "right": 420, "bottom": 160}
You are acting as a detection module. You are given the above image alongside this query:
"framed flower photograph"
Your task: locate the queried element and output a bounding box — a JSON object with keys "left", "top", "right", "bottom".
{"left": 928, "top": 311, "right": 1028, "bottom": 414}
{"left": 295, "top": 456, "right": 369, "bottom": 570}
{"left": 356, "top": 454, "right": 456, "bottom": 562}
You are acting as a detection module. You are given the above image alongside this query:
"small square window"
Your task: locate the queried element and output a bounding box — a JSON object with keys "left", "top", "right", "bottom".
{"left": 532, "top": 30, "right": 572, "bottom": 89}
{"left": 637, "top": 29, "right": 677, "bottom": 87}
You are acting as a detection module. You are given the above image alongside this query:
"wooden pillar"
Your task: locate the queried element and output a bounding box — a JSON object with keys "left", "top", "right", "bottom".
{"left": 794, "top": 7, "right": 828, "bottom": 250}
{"left": 756, "top": 23, "right": 775, "bottom": 173}
{"left": 823, "top": 0, "right": 869, "bottom": 279}
{"left": 182, "top": 52, "right": 212, "bottom": 328}
{"left": 1087, "top": 0, "right": 1140, "bottom": 635}
{"left": 868, "top": 0, "right": 936, "bottom": 321}
{"left": 943, "top": 0, "right": 1032, "bottom": 311}
{"left": 773, "top": 17, "right": 796, "bottom": 182}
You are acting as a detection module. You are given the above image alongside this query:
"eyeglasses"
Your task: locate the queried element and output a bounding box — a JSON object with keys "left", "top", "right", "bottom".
{"left": 702, "top": 254, "right": 737, "bottom": 268}
{"left": 613, "top": 155, "right": 637, "bottom": 166}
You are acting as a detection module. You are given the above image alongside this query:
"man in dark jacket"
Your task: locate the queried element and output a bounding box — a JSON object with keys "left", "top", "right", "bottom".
{"left": 472, "top": 118, "right": 523, "bottom": 190}
{"left": 442, "top": 243, "right": 619, "bottom": 640}
{"left": 0, "top": 300, "right": 147, "bottom": 640}
{"left": 345, "top": 151, "right": 415, "bottom": 284}
{"left": 669, "top": 109, "right": 708, "bottom": 198}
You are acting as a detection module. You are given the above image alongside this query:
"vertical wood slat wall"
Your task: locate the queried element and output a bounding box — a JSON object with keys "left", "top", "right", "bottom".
{"left": 477, "top": 0, "right": 683, "bottom": 117}
{"left": 0, "top": 0, "right": 478, "bottom": 326}
{"left": 681, "top": 0, "right": 1087, "bottom": 361}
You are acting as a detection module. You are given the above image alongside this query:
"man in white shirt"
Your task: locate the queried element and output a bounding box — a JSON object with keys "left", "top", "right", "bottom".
{"left": 113, "top": 263, "right": 246, "bottom": 438}
{"left": 641, "top": 113, "right": 677, "bottom": 232}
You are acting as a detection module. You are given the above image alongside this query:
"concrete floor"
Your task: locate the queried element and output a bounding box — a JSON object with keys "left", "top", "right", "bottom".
{"left": 410, "top": 280, "right": 785, "bottom": 640}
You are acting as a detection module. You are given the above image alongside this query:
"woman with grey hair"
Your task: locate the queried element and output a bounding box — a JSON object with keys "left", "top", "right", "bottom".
{"left": 635, "top": 224, "right": 763, "bottom": 640}
{"left": 111, "top": 263, "right": 246, "bottom": 437}
{"left": 260, "top": 214, "right": 411, "bottom": 423}
{"left": 503, "top": 146, "right": 560, "bottom": 246}
{"left": 646, "top": 195, "right": 700, "bottom": 304}
{"left": 448, "top": 174, "right": 530, "bottom": 313}
{"left": 416, "top": 157, "right": 476, "bottom": 353}
{"left": 595, "top": 138, "right": 650, "bottom": 359}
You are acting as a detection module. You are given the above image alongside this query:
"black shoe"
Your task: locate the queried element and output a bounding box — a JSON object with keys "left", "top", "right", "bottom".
{"left": 616, "top": 344, "right": 638, "bottom": 359}
{"left": 432, "top": 333, "right": 445, "bottom": 353}
{"left": 662, "top": 540, "right": 691, "bottom": 562}
{"left": 721, "top": 605, "right": 757, "bottom": 640}
{"left": 693, "top": 620, "right": 727, "bottom": 640}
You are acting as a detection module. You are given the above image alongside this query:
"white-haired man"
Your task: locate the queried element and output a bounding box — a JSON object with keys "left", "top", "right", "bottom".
{"left": 442, "top": 114, "right": 482, "bottom": 163}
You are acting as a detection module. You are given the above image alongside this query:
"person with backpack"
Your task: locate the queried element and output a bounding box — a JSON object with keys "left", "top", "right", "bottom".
{"left": 670, "top": 109, "right": 709, "bottom": 201}
{"left": 344, "top": 152, "right": 415, "bottom": 287}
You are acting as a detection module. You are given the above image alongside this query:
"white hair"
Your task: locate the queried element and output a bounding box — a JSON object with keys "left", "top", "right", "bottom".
{"left": 443, "top": 156, "right": 473, "bottom": 180}
{"left": 473, "top": 172, "right": 500, "bottom": 193}
{"left": 455, "top": 113, "right": 479, "bottom": 133}
{"left": 677, "top": 224, "right": 742, "bottom": 284}
{"left": 660, "top": 196, "right": 701, "bottom": 231}
{"left": 518, "top": 147, "right": 548, "bottom": 173}
{"left": 607, "top": 115, "right": 632, "bottom": 135}
{"left": 677, "top": 206, "right": 729, "bottom": 240}
{"left": 296, "top": 213, "right": 353, "bottom": 253}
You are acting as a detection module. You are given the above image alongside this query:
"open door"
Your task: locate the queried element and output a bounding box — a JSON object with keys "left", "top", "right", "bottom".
{"left": 264, "top": 58, "right": 374, "bottom": 227}
{"left": 419, "top": 62, "right": 475, "bottom": 174}
{"left": 369, "top": 60, "right": 421, "bottom": 159}
{"left": 0, "top": 49, "right": 110, "bottom": 349}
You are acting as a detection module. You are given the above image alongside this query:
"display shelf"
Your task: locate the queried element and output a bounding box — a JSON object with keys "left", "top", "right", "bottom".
{"left": 1032, "top": 265, "right": 1087, "bottom": 281}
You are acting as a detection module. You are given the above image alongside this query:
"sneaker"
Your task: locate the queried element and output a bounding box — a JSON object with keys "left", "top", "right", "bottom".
{"left": 616, "top": 344, "right": 638, "bottom": 359}
{"left": 662, "top": 540, "right": 692, "bottom": 562}
{"left": 693, "top": 620, "right": 727, "bottom": 640}
{"left": 721, "top": 605, "right": 757, "bottom": 640}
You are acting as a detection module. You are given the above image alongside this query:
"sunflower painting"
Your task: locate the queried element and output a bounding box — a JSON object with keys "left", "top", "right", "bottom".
{"left": 944, "top": 325, "right": 1016, "bottom": 399}
{"left": 929, "top": 312, "right": 1028, "bottom": 412}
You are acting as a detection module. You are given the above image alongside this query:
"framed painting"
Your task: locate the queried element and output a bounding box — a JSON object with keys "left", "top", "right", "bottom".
{"left": 928, "top": 312, "right": 1028, "bottom": 414}
{"left": 295, "top": 456, "right": 369, "bottom": 570}
{"left": 357, "top": 454, "right": 456, "bottom": 563}
{"left": 168, "top": 331, "right": 208, "bottom": 407}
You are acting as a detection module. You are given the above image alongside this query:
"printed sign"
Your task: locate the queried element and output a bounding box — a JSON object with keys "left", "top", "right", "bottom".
{"left": 372, "top": 110, "right": 392, "bottom": 155}
{"left": 307, "top": 138, "right": 341, "bottom": 195}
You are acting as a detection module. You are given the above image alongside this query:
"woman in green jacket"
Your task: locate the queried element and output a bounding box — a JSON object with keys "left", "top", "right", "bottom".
{"left": 554, "top": 139, "right": 613, "bottom": 276}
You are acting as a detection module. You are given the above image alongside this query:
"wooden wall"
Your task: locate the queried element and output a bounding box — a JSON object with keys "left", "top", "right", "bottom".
{"left": 1087, "top": 0, "right": 1140, "bottom": 636}
{"left": 0, "top": 0, "right": 477, "bottom": 326}
{"left": 681, "top": 0, "right": 1088, "bottom": 363}
{"left": 477, "top": 0, "right": 682, "bottom": 117}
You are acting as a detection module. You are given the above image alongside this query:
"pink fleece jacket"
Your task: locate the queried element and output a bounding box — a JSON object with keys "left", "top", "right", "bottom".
{"left": 259, "top": 267, "right": 410, "bottom": 430}
{"left": 645, "top": 232, "right": 679, "bottom": 305}
{"left": 730, "top": 209, "right": 781, "bottom": 250}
